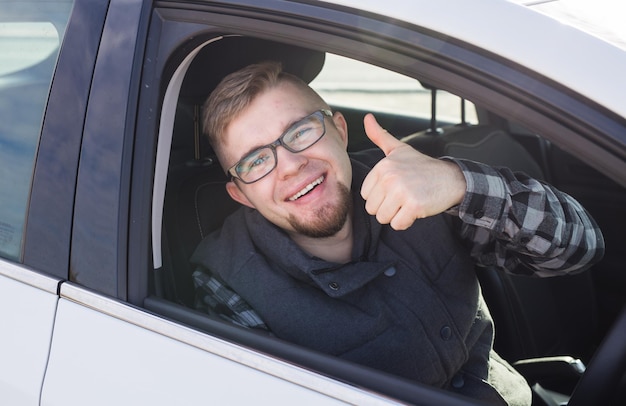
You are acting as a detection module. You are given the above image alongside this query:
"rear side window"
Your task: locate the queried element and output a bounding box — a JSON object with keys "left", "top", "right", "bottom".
{"left": 0, "top": 0, "right": 73, "bottom": 261}
{"left": 310, "top": 53, "right": 478, "bottom": 124}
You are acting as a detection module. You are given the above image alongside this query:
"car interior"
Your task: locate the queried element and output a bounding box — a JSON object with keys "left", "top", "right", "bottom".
{"left": 148, "top": 35, "right": 626, "bottom": 405}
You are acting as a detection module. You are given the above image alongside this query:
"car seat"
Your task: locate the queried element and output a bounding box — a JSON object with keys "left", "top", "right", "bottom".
{"left": 160, "top": 36, "right": 326, "bottom": 306}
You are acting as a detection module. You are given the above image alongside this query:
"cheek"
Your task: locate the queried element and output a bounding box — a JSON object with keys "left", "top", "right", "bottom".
{"left": 245, "top": 181, "right": 280, "bottom": 208}
{"left": 333, "top": 152, "right": 353, "bottom": 186}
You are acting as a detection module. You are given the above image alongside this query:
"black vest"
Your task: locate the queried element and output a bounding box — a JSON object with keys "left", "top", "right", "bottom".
{"left": 192, "top": 161, "right": 530, "bottom": 405}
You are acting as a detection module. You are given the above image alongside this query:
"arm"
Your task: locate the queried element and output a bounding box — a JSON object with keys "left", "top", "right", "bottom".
{"left": 192, "top": 267, "right": 269, "bottom": 330}
{"left": 447, "top": 158, "right": 605, "bottom": 276}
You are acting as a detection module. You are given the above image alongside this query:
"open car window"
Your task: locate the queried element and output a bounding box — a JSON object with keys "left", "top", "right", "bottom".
{"left": 148, "top": 35, "right": 493, "bottom": 405}
{"left": 140, "top": 4, "right": 625, "bottom": 403}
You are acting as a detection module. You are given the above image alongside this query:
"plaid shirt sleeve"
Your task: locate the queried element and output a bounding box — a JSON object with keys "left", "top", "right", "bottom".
{"left": 446, "top": 158, "right": 605, "bottom": 277}
{"left": 192, "top": 267, "right": 269, "bottom": 331}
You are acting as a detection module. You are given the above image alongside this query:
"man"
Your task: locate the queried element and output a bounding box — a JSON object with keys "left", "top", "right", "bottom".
{"left": 191, "top": 61, "right": 604, "bottom": 405}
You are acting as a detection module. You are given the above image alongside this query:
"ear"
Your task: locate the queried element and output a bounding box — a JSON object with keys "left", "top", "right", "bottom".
{"left": 331, "top": 111, "right": 349, "bottom": 148}
{"left": 226, "top": 181, "right": 255, "bottom": 209}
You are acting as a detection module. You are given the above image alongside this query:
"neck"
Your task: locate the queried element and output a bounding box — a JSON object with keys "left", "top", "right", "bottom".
{"left": 289, "top": 219, "right": 353, "bottom": 264}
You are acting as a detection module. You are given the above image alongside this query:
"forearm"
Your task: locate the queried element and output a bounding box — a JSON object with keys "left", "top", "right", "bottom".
{"left": 447, "top": 158, "right": 605, "bottom": 276}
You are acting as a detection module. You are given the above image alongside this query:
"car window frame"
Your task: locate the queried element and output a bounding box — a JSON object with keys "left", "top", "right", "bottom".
{"left": 55, "top": 0, "right": 151, "bottom": 298}
{"left": 23, "top": 0, "right": 110, "bottom": 279}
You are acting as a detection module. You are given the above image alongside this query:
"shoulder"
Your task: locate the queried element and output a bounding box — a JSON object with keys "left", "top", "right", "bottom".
{"left": 191, "top": 207, "right": 253, "bottom": 272}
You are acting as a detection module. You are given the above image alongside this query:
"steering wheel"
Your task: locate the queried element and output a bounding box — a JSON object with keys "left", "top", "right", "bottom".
{"left": 568, "top": 306, "right": 626, "bottom": 405}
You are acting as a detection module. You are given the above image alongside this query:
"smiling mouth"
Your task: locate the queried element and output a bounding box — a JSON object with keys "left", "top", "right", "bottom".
{"left": 288, "top": 176, "right": 325, "bottom": 201}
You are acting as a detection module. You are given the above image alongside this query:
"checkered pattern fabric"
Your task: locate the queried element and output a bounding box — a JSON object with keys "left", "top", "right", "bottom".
{"left": 192, "top": 269, "right": 269, "bottom": 330}
{"left": 450, "top": 159, "right": 604, "bottom": 277}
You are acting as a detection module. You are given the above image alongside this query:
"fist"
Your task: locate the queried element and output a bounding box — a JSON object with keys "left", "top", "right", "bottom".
{"left": 360, "top": 114, "right": 466, "bottom": 230}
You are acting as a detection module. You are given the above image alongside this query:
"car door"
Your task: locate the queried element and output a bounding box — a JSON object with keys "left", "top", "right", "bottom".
{"left": 0, "top": 264, "right": 60, "bottom": 405}
{"left": 30, "top": 0, "right": 626, "bottom": 405}
{"left": 141, "top": 1, "right": 625, "bottom": 404}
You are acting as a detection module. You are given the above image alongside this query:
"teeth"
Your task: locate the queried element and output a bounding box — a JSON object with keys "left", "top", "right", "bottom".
{"left": 289, "top": 176, "right": 324, "bottom": 201}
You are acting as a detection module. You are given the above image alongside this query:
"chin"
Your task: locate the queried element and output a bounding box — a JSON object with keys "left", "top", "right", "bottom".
{"left": 288, "top": 183, "right": 352, "bottom": 238}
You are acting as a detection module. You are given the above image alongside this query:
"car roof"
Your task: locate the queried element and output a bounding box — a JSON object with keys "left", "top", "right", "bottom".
{"left": 316, "top": 0, "right": 626, "bottom": 119}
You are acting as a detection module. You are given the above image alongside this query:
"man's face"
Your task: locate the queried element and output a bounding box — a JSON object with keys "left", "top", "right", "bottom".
{"left": 221, "top": 81, "right": 353, "bottom": 238}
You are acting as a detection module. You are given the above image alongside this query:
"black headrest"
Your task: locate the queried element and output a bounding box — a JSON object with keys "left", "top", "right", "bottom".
{"left": 180, "top": 36, "right": 326, "bottom": 103}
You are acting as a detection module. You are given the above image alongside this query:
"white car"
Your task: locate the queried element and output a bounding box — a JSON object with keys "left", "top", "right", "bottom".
{"left": 1, "top": 0, "right": 625, "bottom": 404}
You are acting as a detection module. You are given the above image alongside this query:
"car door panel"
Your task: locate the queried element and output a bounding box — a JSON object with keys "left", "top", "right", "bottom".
{"left": 0, "top": 260, "right": 60, "bottom": 405}
{"left": 41, "top": 283, "right": 394, "bottom": 406}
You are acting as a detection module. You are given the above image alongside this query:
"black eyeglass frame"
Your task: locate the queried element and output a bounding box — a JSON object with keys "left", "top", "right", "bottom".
{"left": 227, "top": 109, "right": 333, "bottom": 184}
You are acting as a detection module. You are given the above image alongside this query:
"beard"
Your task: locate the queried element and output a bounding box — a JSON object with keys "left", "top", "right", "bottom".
{"left": 287, "top": 182, "right": 352, "bottom": 238}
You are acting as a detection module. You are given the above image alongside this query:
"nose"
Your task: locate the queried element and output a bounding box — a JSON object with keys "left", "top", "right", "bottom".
{"left": 275, "top": 146, "right": 307, "bottom": 179}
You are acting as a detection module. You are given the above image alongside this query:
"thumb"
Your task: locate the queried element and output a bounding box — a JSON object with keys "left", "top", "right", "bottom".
{"left": 364, "top": 113, "right": 405, "bottom": 156}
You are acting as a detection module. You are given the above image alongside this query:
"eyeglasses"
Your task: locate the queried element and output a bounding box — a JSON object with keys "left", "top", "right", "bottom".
{"left": 228, "top": 109, "right": 333, "bottom": 184}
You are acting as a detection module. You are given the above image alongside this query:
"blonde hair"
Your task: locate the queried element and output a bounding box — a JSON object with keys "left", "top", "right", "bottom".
{"left": 202, "top": 61, "right": 326, "bottom": 156}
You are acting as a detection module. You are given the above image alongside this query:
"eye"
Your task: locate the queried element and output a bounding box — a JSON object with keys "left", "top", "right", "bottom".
{"left": 283, "top": 113, "right": 324, "bottom": 147}
{"left": 285, "top": 123, "right": 316, "bottom": 145}
{"left": 291, "top": 126, "right": 312, "bottom": 140}
{"left": 245, "top": 152, "right": 271, "bottom": 170}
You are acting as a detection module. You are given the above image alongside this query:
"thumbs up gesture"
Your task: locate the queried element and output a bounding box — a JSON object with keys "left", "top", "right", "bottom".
{"left": 360, "top": 113, "right": 467, "bottom": 230}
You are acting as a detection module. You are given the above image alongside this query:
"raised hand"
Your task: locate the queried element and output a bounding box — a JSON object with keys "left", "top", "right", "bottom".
{"left": 360, "top": 113, "right": 467, "bottom": 230}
